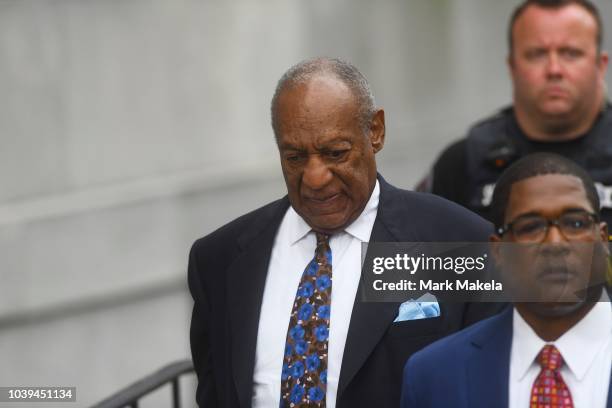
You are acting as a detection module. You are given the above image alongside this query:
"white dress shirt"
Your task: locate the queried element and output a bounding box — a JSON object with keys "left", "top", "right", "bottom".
{"left": 509, "top": 293, "right": 612, "bottom": 408}
{"left": 251, "top": 181, "right": 380, "bottom": 408}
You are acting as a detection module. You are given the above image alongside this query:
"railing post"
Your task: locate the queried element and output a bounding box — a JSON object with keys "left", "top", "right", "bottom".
{"left": 172, "top": 378, "right": 180, "bottom": 408}
{"left": 91, "top": 359, "right": 194, "bottom": 408}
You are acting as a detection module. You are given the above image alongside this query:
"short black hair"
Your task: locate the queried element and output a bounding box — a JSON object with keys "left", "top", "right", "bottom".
{"left": 270, "top": 57, "right": 376, "bottom": 142}
{"left": 490, "top": 152, "right": 601, "bottom": 230}
{"left": 508, "top": 0, "right": 603, "bottom": 54}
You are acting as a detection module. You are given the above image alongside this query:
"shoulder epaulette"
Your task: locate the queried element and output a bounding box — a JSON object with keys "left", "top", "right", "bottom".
{"left": 469, "top": 106, "right": 513, "bottom": 130}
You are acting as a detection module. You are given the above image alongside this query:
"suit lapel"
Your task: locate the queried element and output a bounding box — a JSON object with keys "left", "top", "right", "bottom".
{"left": 466, "top": 307, "right": 513, "bottom": 408}
{"left": 337, "top": 177, "right": 419, "bottom": 397}
{"left": 337, "top": 217, "right": 400, "bottom": 397}
{"left": 226, "top": 198, "right": 289, "bottom": 408}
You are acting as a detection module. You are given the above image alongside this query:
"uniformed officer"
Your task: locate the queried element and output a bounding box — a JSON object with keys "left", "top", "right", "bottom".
{"left": 418, "top": 0, "right": 612, "bottom": 239}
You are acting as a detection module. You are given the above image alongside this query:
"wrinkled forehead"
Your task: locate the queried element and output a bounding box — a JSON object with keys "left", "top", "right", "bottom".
{"left": 275, "top": 76, "right": 361, "bottom": 134}
{"left": 277, "top": 75, "right": 357, "bottom": 112}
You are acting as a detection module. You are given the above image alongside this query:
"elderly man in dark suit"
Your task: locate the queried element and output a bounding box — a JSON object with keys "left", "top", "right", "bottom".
{"left": 188, "top": 57, "right": 499, "bottom": 408}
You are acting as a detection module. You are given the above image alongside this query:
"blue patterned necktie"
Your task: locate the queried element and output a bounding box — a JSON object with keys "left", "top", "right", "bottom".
{"left": 280, "top": 232, "right": 332, "bottom": 407}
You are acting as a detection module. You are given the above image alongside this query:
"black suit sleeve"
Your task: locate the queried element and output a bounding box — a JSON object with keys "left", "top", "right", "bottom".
{"left": 188, "top": 243, "right": 218, "bottom": 407}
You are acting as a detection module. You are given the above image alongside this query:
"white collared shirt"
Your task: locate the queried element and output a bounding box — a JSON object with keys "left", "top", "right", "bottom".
{"left": 509, "top": 294, "right": 612, "bottom": 408}
{"left": 251, "top": 181, "right": 380, "bottom": 408}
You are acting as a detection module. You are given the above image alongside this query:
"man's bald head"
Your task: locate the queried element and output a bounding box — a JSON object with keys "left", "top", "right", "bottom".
{"left": 271, "top": 57, "right": 376, "bottom": 142}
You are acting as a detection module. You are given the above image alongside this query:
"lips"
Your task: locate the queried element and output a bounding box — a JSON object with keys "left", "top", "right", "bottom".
{"left": 536, "top": 265, "right": 576, "bottom": 283}
{"left": 302, "top": 193, "right": 345, "bottom": 215}
{"left": 306, "top": 193, "right": 340, "bottom": 202}
{"left": 543, "top": 86, "right": 568, "bottom": 97}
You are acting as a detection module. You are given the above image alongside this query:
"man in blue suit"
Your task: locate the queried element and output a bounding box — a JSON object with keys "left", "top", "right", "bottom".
{"left": 401, "top": 153, "right": 611, "bottom": 408}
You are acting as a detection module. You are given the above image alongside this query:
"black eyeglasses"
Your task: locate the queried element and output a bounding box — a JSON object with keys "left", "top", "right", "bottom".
{"left": 497, "top": 210, "right": 599, "bottom": 243}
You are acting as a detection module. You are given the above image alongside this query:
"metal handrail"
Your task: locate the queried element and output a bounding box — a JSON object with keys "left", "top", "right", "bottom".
{"left": 91, "top": 359, "right": 194, "bottom": 408}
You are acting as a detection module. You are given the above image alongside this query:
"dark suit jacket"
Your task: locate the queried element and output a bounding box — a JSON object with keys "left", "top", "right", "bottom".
{"left": 188, "top": 175, "right": 502, "bottom": 407}
{"left": 401, "top": 306, "right": 612, "bottom": 408}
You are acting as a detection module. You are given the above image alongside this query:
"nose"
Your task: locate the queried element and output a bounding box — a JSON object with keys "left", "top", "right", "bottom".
{"left": 545, "top": 53, "right": 563, "bottom": 78}
{"left": 302, "top": 155, "right": 333, "bottom": 191}
{"left": 542, "top": 223, "right": 567, "bottom": 243}
{"left": 539, "top": 224, "right": 571, "bottom": 258}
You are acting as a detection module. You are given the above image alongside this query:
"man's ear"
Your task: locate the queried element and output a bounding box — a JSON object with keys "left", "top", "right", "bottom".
{"left": 599, "top": 222, "right": 610, "bottom": 254}
{"left": 369, "top": 109, "right": 385, "bottom": 154}
{"left": 489, "top": 233, "right": 503, "bottom": 267}
{"left": 597, "top": 51, "right": 609, "bottom": 79}
{"left": 507, "top": 53, "right": 516, "bottom": 80}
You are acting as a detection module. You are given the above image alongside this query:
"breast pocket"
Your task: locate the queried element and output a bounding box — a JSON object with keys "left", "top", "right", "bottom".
{"left": 386, "top": 315, "right": 445, "bottom": 340}
{"left": 382, "top": 316, "right": 448, "bottom": 369}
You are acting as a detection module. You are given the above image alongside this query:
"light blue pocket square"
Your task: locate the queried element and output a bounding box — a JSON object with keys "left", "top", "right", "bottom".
{"left": 393, "top": 293, "right": 440, "bottom": 322}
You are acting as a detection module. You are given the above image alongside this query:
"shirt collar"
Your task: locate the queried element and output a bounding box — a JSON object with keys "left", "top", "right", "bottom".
{"left": 554, "top": 292, "right": 611, "bottom": 380}
{"left": 344, "top": 180, "right": 379, "bottom": 242}
{"left": 512, "top": 291, "right": 612, "bottom": 381}
{"left": 512, "top": 308, "right": 546, "bottom": 381}
{"left": 286, "top": 180, "right": 380, "bottom": 245}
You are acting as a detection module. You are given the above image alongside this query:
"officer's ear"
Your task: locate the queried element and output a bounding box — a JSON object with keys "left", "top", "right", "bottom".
{"left": 488, "top": 232, "right": 505, "bottom": 275}
{"left": 369, "top": 109, "right": 385, "bottom": 154}
{"left": 597, "top": 51, "right": 609, "bottom": 82}
{"left": 507, "top": 53, "right": 515, "bottom": 72}
{"left": 598, "top": 221, "right": 610, "bottom": 250}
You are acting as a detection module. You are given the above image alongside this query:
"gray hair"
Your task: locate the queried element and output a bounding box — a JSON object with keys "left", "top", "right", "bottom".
{"left": 270, "top": 57, "right": 377, "bottom": 141}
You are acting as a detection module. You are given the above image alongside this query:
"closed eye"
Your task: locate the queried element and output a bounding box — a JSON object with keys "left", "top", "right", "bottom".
{"left": 525, "top": 48, "right": 547, "bottom": 61}
{"left": 284, "top": 152, "right": 306, "bottom": 163}
{"left": 560, "top": 48, "right": 583, "bottom": 59}
{"left": 326, "top": 149, "right": 349, "bottom": 160}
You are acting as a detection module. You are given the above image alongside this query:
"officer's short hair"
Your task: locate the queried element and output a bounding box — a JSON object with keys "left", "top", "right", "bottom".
{"left": 508, "top": 0, "right": 604, "bottom": 54}
{"left": 490, "top": 152, "right": 601, "bottom": 230}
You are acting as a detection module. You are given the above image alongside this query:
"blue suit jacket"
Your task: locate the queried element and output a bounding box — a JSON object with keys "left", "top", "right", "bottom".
{"left": 401, "top": 307, "right": 612, "bottom": 408}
